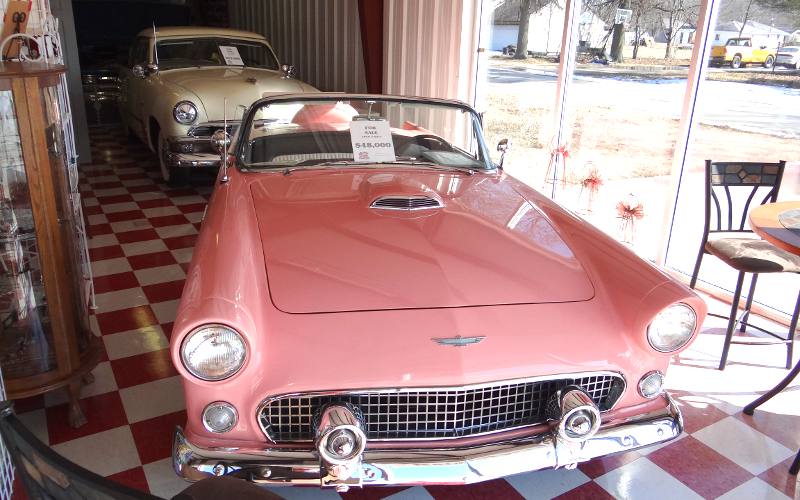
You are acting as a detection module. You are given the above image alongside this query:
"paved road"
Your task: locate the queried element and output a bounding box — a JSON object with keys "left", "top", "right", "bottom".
{"left": 487, "top": 66, "right": 800, "bottom": 138}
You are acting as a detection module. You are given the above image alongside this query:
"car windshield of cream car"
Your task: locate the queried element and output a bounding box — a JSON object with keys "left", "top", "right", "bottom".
{"left": 156, "top": 37, "right": 280, "bottom": 70}
{"left": 239, "top": 97, "right": 493, "bottom": 171}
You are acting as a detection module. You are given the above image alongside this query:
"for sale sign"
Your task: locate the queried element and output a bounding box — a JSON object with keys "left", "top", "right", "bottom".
{"left": 350, "top": 119, "right": 396, "bottom": 163}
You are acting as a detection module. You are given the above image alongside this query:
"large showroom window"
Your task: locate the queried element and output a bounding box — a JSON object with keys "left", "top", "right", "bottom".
{"left": 664, "top": 0, "right": 800, "bottom": 316}
{"left": 479, "top": 0, "right": 798, "bottom": 317}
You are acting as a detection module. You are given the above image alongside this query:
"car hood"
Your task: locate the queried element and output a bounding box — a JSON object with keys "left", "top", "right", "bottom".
{"left": 249, "top": 170, "right": 595, "bottom": 313}
{"left": 158, "top": 67, "right": 313, "bottom": 120}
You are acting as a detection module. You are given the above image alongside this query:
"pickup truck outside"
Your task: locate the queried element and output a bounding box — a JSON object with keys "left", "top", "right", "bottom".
{"left": 709, "top": 38, "right": 776, "bottom": 69}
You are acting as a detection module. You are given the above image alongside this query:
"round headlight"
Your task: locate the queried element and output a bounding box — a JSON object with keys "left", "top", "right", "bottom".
{"left": 647, "top": 303, "right": 697, "bottom": 353}
{"left": 202, "top": 401, "right": 238, "bottom": 433}
{"left": 181, "top": 324, "right": 246, "bottom": 380}
{"left": 173, "top": 101, "right": 198, "bottom": 124}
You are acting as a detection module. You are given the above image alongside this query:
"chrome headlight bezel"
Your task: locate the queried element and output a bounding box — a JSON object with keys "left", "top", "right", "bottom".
{"left": 202, "top": 401, "right": 239, "bottom": 433}
{"left": 638, "top": 370, "right": 665, "bottom": 398}
{"left": 173, "top": 101, "right": 198, "bottom": 125}
{"left": 647, "top": 303, "right": 697, "bottom": 353}
{"left": 180, "top": 324, "right": 247, "bottom": 381}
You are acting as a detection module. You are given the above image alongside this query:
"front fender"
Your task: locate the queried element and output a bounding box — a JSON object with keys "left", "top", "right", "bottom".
{"left": 507, "top": 176, "right": 707, "bottom": 357}
{"left": 145, "top": 76, "right": 210, "bottom": 143}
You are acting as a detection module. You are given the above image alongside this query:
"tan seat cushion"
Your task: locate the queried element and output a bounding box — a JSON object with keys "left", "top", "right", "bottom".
{"left": 705, "top": 238, "right": 800, "bottom": 274}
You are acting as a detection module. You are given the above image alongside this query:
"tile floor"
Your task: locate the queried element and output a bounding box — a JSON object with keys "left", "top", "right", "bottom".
{"left": 8, "top": 127, "right": 800, "bottom": 499}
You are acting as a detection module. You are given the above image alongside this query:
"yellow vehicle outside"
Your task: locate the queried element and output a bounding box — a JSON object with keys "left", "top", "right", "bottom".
{"left": 709, "top": 38, "right": 776, "bottom": 69}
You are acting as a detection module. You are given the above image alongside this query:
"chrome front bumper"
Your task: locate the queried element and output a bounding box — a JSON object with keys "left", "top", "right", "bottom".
{"left": 166, "top": 152, "right": 221, "bottom": 169}
{"left": 173, "top": 394, "right": 682, "bottom": 488}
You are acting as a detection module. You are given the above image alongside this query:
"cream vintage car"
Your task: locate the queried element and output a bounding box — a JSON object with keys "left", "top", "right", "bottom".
{"left": 118, "top": 26, "right": 317, "bottom": 184}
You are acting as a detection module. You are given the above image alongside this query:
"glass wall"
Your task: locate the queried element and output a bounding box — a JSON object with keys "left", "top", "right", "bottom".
{"left": 560, "top": 0, "right": 696, "bottom": 260}
{"left": 479, "top": 1, "right": 559, "bottom": 186}
{"left": 477, "top": 0, "right": 798, "bottom": 319}
{"left": 665, "top": 0, "right": 800, "bottom": 315}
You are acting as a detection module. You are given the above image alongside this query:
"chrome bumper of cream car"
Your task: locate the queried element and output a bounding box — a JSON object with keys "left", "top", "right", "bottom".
{"left": 173, "top": 393, "right": 682, "bottom": 489}
{"left": 166, "top": 152, "right": 221, "bottom": 169}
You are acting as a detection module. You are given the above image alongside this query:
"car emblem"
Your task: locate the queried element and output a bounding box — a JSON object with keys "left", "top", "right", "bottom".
{"left": 246, "top": 77, "right": 257, "bottom": 84}
{"left": 431, "top": 335, "right": 486, "bottom": 347}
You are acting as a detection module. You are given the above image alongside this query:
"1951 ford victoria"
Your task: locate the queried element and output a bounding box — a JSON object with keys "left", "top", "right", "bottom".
{"left": 118, "top": 27, "right": 317, "bottom": 184}
{"left": 170, "top": 94, "right": 707, "bottom": 491}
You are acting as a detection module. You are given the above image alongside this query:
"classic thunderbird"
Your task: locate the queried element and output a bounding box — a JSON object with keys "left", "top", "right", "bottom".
{"left": 170, "top": 94, "right": 707, "bottom": 491}
{"left": 118, "top": 26, "right": 317, "bottom": 184}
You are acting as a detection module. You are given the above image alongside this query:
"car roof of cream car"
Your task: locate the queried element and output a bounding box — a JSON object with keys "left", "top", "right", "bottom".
{"left": 137, "top": 26, "right": 268, "bottom": 41}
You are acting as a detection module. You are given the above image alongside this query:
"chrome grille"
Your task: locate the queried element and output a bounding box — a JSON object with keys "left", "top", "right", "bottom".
{"left": 259, "top": 373, "right": 624, "bottom": 442}
{"left": 370, "top": 196, "right": 442, "bottom": 211}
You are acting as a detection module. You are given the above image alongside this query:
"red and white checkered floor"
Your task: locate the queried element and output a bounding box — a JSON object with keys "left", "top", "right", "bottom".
{"left": 10, "top": 127, "right": 800, "bottom": 499}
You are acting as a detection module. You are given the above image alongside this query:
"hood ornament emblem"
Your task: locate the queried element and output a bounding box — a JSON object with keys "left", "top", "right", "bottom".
{"left": 432, "top": 335, "right": 485, "bottom": 347}
{"left": 246, "top": 77, "right": 257, "bottom": 84}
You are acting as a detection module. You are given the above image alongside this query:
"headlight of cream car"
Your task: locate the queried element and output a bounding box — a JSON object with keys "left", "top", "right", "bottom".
{"left": 181, "top": 324, "right": 246, "bottom": 380}
{"left": 173, "top": 101, "right": 198, "bottom": 125}
{"left": 647, "top": 303, "right": 697, "bottom": 352}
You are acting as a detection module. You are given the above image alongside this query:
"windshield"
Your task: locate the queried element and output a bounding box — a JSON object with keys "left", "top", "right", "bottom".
{"left": 239, "top": 97, "right": 493, "bottom": 171}
{"left": 779, "top": 47, "right": 799, "bottom": 53}
{"left": 155, "top": 37, "right": 279, "bottom": 70}
{"left": 726, "top": 39, "right": 751, "bottom": 47}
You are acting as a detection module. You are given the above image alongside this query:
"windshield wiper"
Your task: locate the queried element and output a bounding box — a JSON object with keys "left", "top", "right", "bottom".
{"left": 279, "top": 161, "right": 477, "bottom": 176}
{"left": 281, "top": 161, "right": 360, "bottom": 175}
{"left": 376, "top": 160, "right": 477, "bottom": 175}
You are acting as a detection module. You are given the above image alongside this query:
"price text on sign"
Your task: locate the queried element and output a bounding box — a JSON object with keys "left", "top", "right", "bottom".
{"left": 219, "top": 45, "right": 245, "bottom": 66}
{"left": 350, "top": 120, "right": 396, "bottom": 163}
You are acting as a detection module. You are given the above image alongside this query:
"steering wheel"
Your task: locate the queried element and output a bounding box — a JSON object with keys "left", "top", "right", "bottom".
{"left": 413, "top": 134, "right": 454, "bottom": 152}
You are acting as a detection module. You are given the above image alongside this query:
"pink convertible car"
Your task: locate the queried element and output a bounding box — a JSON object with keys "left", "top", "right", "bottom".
{"left": 171, "top": 94, "right": 707, "bottom": 491}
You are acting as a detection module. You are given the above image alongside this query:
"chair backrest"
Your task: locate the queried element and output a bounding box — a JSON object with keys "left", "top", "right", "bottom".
{"left": 704, "top": 160, "right": 786, "bottom": 236}
{"left": 0, "top": 402, "right": 162, "bottom": 500}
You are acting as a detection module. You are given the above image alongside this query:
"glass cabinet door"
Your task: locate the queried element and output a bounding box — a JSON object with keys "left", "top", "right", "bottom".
{"left": 0, "top": 86, "right": 56, "bottom": 379}
{"left": 40, "top": 81, "right": 91, "bottom": 347}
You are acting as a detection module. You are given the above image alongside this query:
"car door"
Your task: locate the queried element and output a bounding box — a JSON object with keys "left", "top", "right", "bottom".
{"left": 119, "top": 37, "right": 149, "bottom": 139}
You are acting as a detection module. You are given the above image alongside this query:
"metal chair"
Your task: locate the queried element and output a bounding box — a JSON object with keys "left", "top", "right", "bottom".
{"left": 689, "top": 160, "right": 800, "bottom": 370}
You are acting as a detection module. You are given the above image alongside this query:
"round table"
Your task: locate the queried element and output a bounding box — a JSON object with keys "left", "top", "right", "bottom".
{"left": 748, "top": 201, "right": 800, "bottom": 254}
{"left": 744, "top": 200, "right": 800, "bottom": 475}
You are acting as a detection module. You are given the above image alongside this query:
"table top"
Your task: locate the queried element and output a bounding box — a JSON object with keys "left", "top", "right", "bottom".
{"left": 749, "top": 201, "right": 800, "bottom": 255}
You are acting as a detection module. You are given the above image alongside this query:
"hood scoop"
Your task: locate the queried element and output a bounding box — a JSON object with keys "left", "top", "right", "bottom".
{"left": 370, "top": 195, "right": 442, "bottom": 211}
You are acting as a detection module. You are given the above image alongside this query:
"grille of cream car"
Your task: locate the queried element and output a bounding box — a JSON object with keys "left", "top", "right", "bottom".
{"left": 370, "top": 196, "right": 442, "bottom": 211}
{"left": 258, "top": 373, "right": 625, "bottom": 443}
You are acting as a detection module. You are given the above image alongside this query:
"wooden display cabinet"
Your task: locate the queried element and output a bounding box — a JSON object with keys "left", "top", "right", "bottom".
{"left": 0, "top": 62, "right": 100, "bottom": 427}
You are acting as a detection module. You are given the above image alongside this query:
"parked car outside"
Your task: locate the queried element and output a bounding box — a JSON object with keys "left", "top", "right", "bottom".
{"left": 709, "top": 37, "right": 775, "bottom": 69}
{"left": 170, "top": 94, "right": 707, "bottom": 491}
{"left": 776, "top": 46, "right": 800, "bottom": 69}
{"left": 118, "top": 26, "right": 317, "bottom": 184}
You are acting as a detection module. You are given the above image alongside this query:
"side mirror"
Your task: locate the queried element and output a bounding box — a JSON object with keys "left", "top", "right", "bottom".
{"left": 211, "top": 129, "right": 231, "bottom": 154}
{"left": 496, "top": 138, "right": 511, "bottom": 169}
{"left": 281, "top": 64, "right": 296, "bottom": 79}
{"left": 132, "top": 65, "right": 146, "bottom": 78}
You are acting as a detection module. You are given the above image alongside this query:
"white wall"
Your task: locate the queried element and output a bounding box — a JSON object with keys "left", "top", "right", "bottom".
{"left": 491, "top": 24, "right": 517, "bottom": 50}
{"left": 228, "top": 0, "right": 367, "bottom": 93}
